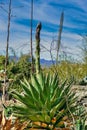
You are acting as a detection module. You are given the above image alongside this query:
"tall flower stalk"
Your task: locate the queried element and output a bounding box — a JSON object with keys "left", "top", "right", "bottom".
{"left": 56, "top": 11, "right": 64, "bottom": 65}
{"left": 35, "top": 22, "right": 42, "bottom": 74}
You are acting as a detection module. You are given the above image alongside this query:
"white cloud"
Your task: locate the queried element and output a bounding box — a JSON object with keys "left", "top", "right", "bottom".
{"left": 0, "top": 0, "right": 86, "bottom": 61}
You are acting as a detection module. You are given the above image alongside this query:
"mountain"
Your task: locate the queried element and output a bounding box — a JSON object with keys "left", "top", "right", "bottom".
{"left": 9, "top": 56, "right": 56, "bottom": 66}
{"left": 40, "top": 59, "right": 56, "bottom": 66}
{"left": 9, "top": 56, "right": 19, "bottom": 62}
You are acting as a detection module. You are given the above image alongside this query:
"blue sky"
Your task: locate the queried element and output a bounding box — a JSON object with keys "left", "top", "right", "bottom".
{"left": 0, "top": 0, "right": 87, "bottom": 61}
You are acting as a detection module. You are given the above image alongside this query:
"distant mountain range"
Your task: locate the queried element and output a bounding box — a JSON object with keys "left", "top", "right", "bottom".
{"left": 9, "top": 56, "right": 19, "bottom": 61}
{"left": 9, "top": 56, "right": 56, "bottom": 66}
{"left": 40, "top": 59, "right": 56, "bottom": 66}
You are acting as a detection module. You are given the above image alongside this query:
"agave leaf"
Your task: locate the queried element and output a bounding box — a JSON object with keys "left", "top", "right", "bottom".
{"left": 59, "top": 80, "right": 67, "bottom": 97}
{"left": 28, "top": 84, "right": 44, "bottom": 108}
{"left": 13, "top": 105, "right": 42, "bottom": 120}
{"left": 55, "top": 98, "right": 66, "bottom": 110}
{"left": 29, "top": 114, "right": 45, "bottom": 122}
{"left": 29, "top": 83, "right": 39, "bottom": 100}
{"left": 54, "top": 110, "right": 65, "bottom": 127}
{"left": 51, "top": 80, "right": 67, "bottom": 103}
{"left": 43, "top": 83, "right": 50, "bottom": 100}
{"left": 50, "top": 106, "right": 57, "bottom": 118}
{"left": 12, "top": 92, "right": 39, "bottom": 110}
{"left": 22, "top": 80, "right": 44, "bottom": 109}
{"left": 21, "top": 81, "right": 31, "bottom": 95}
{"left": 41, "top": 99, "right": 51, "bottom": 116}
{"left": 45, "top": 73, "right": 50, "bottom": 86}
{"left": 62, "top": 80, "right": 73, "bottom": 96}
{"left": 13, "top": 105, "right": 30, "bottom": 114}
{"left": 50, "top": 99, "right": 65, "bottom": 118}
{"left": 11, "top": 92, "right": 27, "bottom": 104}
{"left": 50, "top": 74, "right": 59, "bottom": 90}
{"left": 21, "top": 78, "right": 30, "bottom": 88}
{"left": 36, "top": 73, "right": 44, "bottom": 90}
{"left": 39, "top": 84, "right": 50, "bottom": 106}
{"left": 20, "top": 83, "right": 43, "bottom": 108}
{"left": 45, "top": 99, "right": 51, "bottom": 111}
{"left": 51, "top": 86, "right": 60, "bottom": 104}
{"left": 44, "top": 115, "right": 51, "bottom": 123}
{"left": 39, "top": 90, "right": 47, "bottom": 105}
{"left": 31, "top": 75, "right": 42, "bottom": 93}
{"left": 20, "top": 81, "right": 33, "bottom": 98}
{"left": 50, "top": 83, "right": 59, "bottom": 98}
{"left": 40, "top": 106, "right": 51, "bottom": 123}
{"left": 51, "top": 97, "right": 62, "bottom": 109}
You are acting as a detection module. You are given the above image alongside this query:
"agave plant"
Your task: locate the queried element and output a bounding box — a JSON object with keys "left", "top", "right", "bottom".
{"left": 11, "top": 73, "right": 77, "bottom": 129}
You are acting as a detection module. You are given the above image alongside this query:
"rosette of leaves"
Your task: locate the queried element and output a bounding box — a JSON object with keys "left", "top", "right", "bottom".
{"left": 11, "top": 73, "right": 78, "bottom": 129}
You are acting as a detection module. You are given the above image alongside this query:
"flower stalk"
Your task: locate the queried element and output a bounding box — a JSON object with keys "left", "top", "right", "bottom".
{"left": 35, "top": 22, "right": 42, "bottom": 74}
